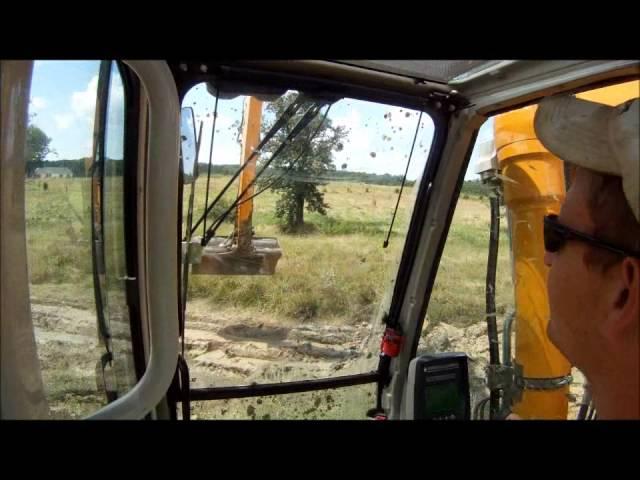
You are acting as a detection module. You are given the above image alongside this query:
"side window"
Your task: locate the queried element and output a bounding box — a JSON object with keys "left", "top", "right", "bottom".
{"left": 418, "top": 119, "right": 515, "bottom": 414}
{"left": 418, "top": 114, "right": 587, "bottom": 420}
{"left": 25, "top": 61, "right": 136, "bottom": 418}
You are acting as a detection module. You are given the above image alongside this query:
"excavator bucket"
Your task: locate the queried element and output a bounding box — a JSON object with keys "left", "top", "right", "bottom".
{"left": 191, "top": 236, "right": 282, "bottom": 275}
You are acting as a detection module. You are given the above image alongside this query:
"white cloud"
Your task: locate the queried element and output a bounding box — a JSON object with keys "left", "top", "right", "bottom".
{"left": 194, "top": 114, "right": 242, "bottom": 165}
{"left": 110, "top": 73, "right": 124, "bottom": 101}
{"left": 332, "top": 109, "right": 373, "bottom": 166}
{"left": 212, "top": 142, "right": 242, "bottom": 166}
{"left": 384, "top": 106, "right": 421, "bottom": 132}
{"left": 31, "top": 96, "right": 47, "bottom": 110}
{"left": 194, "top": 112, "right": 235, "bottom": 136}
{"left": 327, "top": 104, "right": 434, "bottom": 178}
{"left": 54, "top": 113, "right": 75, "bottom": 130}
{"left": 71, "top": 75, "right": 98, "bottom": 117}
{"left": 333, "top": 109, "right": 361, "bottom": 135}
{"left": 331, "top": 107, "right": 426, "bottom": 175}
{"left": 52, "top": 76, "right": 98, "bottom": 134}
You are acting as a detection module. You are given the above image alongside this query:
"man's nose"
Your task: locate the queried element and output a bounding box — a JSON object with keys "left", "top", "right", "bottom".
{"left": 544, "top": 250, "right": 553, "bottom": 267}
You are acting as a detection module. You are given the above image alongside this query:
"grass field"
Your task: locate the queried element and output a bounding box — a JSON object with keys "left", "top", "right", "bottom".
{"left": 184, "top": 174, "right": 514, "bottom": 328}
{"left": 25, "top": 176, "right": 512, "bottom": 327}
{"left": 24, "top": 174, "right": 514, "bottom": 419}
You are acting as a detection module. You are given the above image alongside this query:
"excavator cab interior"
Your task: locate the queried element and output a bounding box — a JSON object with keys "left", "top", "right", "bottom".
{"left": 1, "top": 60, "right": 638, "bottom": 420}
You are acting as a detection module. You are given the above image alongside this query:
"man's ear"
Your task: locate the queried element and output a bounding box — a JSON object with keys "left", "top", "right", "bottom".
{"left": 603, "top": 257, "right": 640, "bottom": 342}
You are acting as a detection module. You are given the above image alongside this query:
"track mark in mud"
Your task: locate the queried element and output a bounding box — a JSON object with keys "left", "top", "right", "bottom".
{"left": 217, "top": 323, "right": 290, "bottom": 342}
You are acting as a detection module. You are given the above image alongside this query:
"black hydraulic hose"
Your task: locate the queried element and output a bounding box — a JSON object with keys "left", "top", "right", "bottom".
{"left": 486, "top": 194, "right": 501, "bottom": 419}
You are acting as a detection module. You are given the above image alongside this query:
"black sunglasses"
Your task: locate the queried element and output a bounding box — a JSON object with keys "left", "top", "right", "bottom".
{"left": 543, "top": 214, "right": 640, "bottom": 259}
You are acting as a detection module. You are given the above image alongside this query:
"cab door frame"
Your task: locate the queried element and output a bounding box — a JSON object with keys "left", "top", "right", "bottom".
{"left": 0, "top": 60, "right": 49, "bottom": 419}
{"left": 89, "top": 60, "right": 180, "bottom": 419}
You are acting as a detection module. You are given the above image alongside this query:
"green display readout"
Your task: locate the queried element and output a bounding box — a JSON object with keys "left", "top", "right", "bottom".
{"left": 425, "top": 381, "right": 461, "bottom": 417}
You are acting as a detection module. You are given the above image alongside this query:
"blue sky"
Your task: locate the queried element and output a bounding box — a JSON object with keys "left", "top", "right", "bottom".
{"left": 29, "top": 61, "right": 101, "bottom": 160}
{"left": 183, "top": 82, "right": 437, "bottom": 180}
{"left": 28, "top": 61, "right": 489, "bottom": 179}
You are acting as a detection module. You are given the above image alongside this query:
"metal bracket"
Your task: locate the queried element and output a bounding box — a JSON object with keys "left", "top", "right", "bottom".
{"left": 486, "top": 362, "right": 524, "bottom": 408}
{"left": 486, "top": 364, "right": 515, "bottom": 390}
{"left": 487, "top": 362, "right": 572, "bottom": 417}
{"left": 515, "top": 374, "right": 573, "bottom": 391}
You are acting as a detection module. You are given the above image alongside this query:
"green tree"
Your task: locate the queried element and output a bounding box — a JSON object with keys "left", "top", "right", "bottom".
{"left": 26, "top": 124, "right": 55, "bottom": 162}
{"left": 25, "top": 123, "right": 56, "bottom": 175}
{"left": 260, "top": 93, "right": 348, "bottom": 232}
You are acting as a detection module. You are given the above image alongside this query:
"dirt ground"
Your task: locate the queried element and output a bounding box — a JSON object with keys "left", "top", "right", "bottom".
{"left": 183, "top": 299, "right": 380, "bottom": 389}
{"left": 31, "top": 295, "right": 586, "bottom": 419}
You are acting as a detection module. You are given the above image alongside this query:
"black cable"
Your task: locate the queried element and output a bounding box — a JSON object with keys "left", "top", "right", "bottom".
{"left": 383, "top": 111, "right": 423, "bottom": 249}
{"left": 486, "top": 194, "right": 501, "bottom": 419}
{"left": 190, "top": 94, "right": 308, "bottom": 237}
{"left": 203, "top": 88, "right": 219, "bottom": 236}
{"left": 202, "top": 103, "right": 324, "bottom": 245}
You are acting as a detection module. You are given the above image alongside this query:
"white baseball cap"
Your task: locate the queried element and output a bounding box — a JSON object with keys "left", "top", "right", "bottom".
{"left": 534, "top": 95, "right": 639, "bottom": 222}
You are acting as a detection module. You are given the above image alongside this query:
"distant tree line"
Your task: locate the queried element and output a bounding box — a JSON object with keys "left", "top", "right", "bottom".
{"left": 27, "top": 122, "right": 489, "bottom": 198}
{"left": 460, "top": 179, "right": 491, "bottom": 198}
{"left": 26, "top": 158, "right": 124, "bottom": 177}
{"left": 197, "top": 163, "right": 416, "bottom": 187}
{"left": 25, "top": 157, "right": 489, "bottom": 199}
{"left": 197, "top": 164, "right": 492, "bottom": 197}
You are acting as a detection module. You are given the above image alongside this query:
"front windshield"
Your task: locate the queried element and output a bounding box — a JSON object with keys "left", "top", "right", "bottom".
{"left": 180, "top": 84, "right": 436, "bottom": 419}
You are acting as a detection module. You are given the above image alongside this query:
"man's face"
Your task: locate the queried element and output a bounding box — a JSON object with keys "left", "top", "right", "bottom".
{"left": 544, "top": 168, "right": 611, "bottom": 374}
